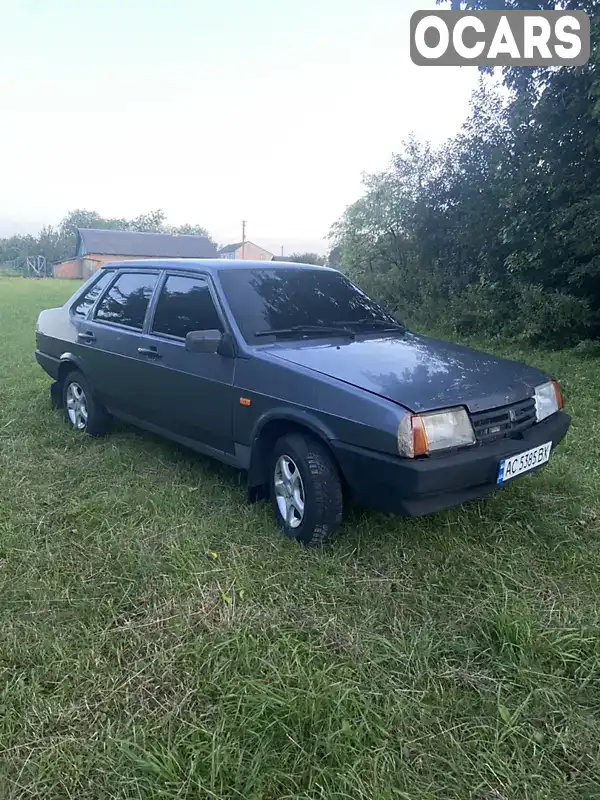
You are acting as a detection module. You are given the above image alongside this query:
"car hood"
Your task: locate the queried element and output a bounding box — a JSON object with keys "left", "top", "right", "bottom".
{"left": 264, "top": 332, "right": 548, "bottom": 413}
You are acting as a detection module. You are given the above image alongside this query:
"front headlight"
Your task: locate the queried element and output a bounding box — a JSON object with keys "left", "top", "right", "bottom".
{"left": 397, "top": 407, "right": 475, "bottom": 458}
{"left": 535, "top": 380, "right": 563, "bottom": 422}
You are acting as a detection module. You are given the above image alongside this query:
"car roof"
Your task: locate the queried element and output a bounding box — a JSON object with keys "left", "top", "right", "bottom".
{"left": 99, "top": 258, "right": 337, "bottom": 275}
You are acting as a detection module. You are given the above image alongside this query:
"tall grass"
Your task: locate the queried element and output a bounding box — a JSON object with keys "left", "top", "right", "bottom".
{"left": 0, "top": 277, "right": 599, "bottom": 798}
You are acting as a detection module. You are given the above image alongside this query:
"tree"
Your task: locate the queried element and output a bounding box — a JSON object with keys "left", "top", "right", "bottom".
{"left": 288, "top": 252, "right": 326, "bottom": 266}
{"left": 332, "top": 39, "right": 600, "bottom": 345}
{"left": 171, "top": 223, "right": 211, "bottom": 237}
{"left": 0, "top": 209, "right": 215, "bottom": 275}
{"left": 330, "top": 0, "right": 600, "bottom": 344}
{"left": 327, "top": 245, "right": 342, "bottom": 268}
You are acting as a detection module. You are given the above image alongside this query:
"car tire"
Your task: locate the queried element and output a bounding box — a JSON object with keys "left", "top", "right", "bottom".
{"left": 62, "top": 370, "right": 110, "bottom": 437}
{"left": 270, "top": 433, "right": 343, "bottom": 546}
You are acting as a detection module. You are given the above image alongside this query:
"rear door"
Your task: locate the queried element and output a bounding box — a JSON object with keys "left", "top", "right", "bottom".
{"left": 135, "top": 272, "right": 236, "bottom": 455}
{"left": 74, "top": 270, "right": 160, "bottom": 418}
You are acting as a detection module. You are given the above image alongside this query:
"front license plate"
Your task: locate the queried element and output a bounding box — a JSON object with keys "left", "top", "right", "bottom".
{"left": 497, "top": 441, "right": 552, "bottom": 484}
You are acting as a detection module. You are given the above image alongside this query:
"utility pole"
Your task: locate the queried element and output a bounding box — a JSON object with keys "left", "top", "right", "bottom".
{"left": 241, "top": 220, "right": 247, "bottom": 260}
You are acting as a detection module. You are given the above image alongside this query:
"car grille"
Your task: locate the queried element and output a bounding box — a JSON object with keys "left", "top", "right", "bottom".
{"left": 470, "top": 397, "right": 537, "bottom": 444}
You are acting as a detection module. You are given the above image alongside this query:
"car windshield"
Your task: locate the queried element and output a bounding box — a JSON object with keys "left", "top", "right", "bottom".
{"left": 218, "top": 267, "right": 402, "bottom": 344}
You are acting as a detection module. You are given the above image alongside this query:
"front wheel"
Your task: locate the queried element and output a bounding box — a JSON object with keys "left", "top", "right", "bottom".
{"left": 62, "top": 370, "right": 110, "bottom": 437}
{"left": 270, "top": 433, "right": 343, "bottom": 546}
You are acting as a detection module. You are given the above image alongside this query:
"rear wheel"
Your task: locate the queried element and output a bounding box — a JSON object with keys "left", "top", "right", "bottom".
{"left": 270, "top": 433, "right": 343, "bottom": 546}
{"left": 62, "top": 370, "right": 110, "bottom": 437}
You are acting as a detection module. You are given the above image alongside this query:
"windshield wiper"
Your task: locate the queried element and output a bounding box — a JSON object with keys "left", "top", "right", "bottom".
{"left": 333, "top": 318, "right": 405, "bottom": 332}
{"left": 254, "top": 324, "right": 355, "bottom": 339}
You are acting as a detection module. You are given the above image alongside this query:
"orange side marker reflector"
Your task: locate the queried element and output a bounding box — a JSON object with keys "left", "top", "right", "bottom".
{"left": 240, "top": 397, "right": 251, "bottom": 406}
{"left": 552, "top": 379, "right": 564, "bottom": 409}
{"left": 412, "top": 415, "right": 429, "bottom": 457}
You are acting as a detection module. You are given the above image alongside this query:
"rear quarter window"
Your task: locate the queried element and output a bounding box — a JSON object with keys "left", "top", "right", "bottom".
{"left": 72, "top": 271, "right": 114, "bottom": 318}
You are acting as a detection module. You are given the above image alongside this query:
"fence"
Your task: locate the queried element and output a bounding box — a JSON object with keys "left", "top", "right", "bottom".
{"left": 0, "top": 256, "right": 53, "bottom": 278}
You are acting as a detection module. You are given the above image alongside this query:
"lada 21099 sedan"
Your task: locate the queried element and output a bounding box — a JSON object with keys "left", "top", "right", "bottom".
{"left": 35, "top": 259, "right": 570, "bottom": 546}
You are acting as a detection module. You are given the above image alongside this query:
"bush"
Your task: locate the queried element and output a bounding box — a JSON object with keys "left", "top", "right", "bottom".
{"left": 512, "top": 285, "right": 592, "bottom": 348}
{"left": 446, "top": 282, "right": 512, "bottom": 338}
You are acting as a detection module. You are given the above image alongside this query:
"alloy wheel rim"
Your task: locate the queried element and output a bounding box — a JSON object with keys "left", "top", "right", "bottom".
{"left": 66, "top": 382, "right": 88, "bottom": 431}
{"left": 274, "top": 454, "right": 305, "bottom": 528}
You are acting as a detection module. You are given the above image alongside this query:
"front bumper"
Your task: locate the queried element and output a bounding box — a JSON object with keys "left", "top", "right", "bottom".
{"left": 332, "top": 411, "right": 570, "bottom": 517}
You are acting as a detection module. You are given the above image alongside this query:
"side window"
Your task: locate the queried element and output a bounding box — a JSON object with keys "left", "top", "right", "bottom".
{"left": 72, "top": 271, "right": 114, "bottom": 318}
{"left": 151, "top": 275, "right": 224, "bottom": 339}
{"left": 94, "top": 272, "right": 158, "bottom": 329}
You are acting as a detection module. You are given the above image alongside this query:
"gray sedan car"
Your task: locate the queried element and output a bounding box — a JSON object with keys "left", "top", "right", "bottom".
{"left": 35, "top": 259, "right": 570, "bottom": 545}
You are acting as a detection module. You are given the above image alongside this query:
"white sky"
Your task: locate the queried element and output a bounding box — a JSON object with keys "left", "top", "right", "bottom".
{"left": 0, "top": 0, "right": 478, "bottom": 254}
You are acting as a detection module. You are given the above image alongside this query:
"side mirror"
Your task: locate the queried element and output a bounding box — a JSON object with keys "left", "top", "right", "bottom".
{"left": 185, "top": 329, "right": 222, "bottom": 354}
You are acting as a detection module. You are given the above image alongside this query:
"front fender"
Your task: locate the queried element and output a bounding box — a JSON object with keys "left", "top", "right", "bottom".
{"left": 246, "top": 406, "right": 338, "bottom": 499}
{"left": 251, "top": 406, "right": 337, "bottom": 445}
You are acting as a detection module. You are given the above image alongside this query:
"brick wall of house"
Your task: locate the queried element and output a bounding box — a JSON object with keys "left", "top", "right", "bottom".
{"left": 53, "top": 259, "right": 82, "bottom": 279}
{"left": 54, "top": 254, "right": 145, "bottom": 279}
{"left": 86, "top": 254, "right": 134, "bottom": 269}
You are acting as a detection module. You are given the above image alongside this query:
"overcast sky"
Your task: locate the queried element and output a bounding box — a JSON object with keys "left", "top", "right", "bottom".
{"left": 0, "top": 0, "right": 477, "bottom": 254}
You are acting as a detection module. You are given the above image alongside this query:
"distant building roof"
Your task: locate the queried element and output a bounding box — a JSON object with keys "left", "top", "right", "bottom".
{"left": 217, "top": 242, "right": 244, "bottom": 255}
{"left": 76, "top": 228, "right": 217, "bottom": 259}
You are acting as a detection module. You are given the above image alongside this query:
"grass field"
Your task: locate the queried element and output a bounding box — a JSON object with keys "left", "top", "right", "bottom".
{"left": 1, "top": 276, "right": 599, "bottom": 799}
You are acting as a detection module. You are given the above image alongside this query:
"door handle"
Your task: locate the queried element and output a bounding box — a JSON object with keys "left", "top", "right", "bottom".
{"left": 137, "top": 347, "right": 162, "bottom": 359}
{"left": 78, "top": 331, "right": 96, "bottom": 343}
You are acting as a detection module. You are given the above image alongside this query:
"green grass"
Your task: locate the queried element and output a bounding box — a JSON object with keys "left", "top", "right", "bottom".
{"left": 1, "top": 276, "right": 599, "bottom": 799}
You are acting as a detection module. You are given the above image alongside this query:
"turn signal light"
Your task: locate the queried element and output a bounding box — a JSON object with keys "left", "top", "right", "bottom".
{"left": 396, "top": 414, "right": 430, "bottom": 458}
{"left": 552, "top": 379, "right": 564, "bottom": 409}
{"left": 412, "top": 415, "right": 429, "bottom": 457}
